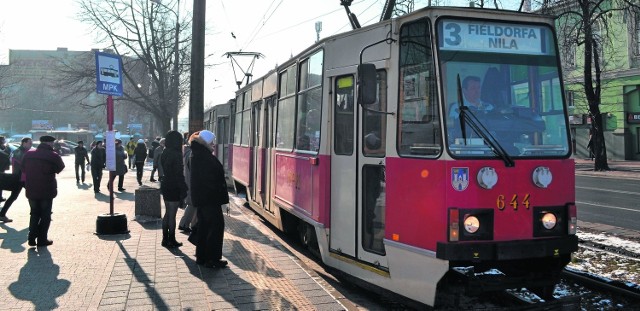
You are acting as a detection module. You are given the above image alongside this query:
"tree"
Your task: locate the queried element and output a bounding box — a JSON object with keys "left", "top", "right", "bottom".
{"left": 69, "top": 0, "right": 192, "bottom": 134}
{"left": 538, "top": 0, "right": 640, "bottom": 171}
{"left": 0, "top": 64, "right": 19, "bottom": 111}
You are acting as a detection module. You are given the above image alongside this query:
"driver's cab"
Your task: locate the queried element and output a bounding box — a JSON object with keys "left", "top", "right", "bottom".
{"left": 444, "top": 61, "right": 569, "bottom": 157}
{"left": 438, "top": 18, "right": 571, "bottom": 159}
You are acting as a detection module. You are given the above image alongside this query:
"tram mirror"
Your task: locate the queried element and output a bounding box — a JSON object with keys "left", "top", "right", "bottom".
{"left": 357, "top": 63, "right": 377, "bottom": 106}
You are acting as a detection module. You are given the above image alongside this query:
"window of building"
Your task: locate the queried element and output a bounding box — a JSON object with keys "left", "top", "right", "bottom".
{"left": 565, "top": 90, "right": 575, "bottom": 108}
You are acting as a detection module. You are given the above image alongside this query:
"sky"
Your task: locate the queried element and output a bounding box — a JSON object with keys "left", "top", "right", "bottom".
{"left": 0, "top": 0, "right": 467, "bottom": 115}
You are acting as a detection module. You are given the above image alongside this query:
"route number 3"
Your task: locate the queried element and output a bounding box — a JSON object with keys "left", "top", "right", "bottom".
{"left": 444, "top": 23, "right": 461, "bottom": 46}
{"left": 497, "top": 194, "right": 531, "bottom": 210}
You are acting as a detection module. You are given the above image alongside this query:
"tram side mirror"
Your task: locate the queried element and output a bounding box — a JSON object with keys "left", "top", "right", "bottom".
{"left": 357, "top": 63, "right": 377, "bottom": 106}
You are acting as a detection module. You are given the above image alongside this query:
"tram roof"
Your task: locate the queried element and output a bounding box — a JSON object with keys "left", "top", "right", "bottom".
{"left": 235, "top": 6, "right": 555, "bottom": 100}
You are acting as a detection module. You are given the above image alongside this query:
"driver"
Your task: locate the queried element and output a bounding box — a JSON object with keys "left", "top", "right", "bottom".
{"left": 448, "top": 75, "right": 494, "bottom": 119}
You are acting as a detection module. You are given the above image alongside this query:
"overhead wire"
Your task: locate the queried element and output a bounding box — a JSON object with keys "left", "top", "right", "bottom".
{"left": 239, "top": 0, "right": 279, "bottom": 50}
{"left": 238, "top": 0, "right": 370, "bottom": 50}
{"left": 218, "top": 0, "right": 239, "bottom": 50}
{"left": 241, "top": 0, "right": 284, "bottom": 50}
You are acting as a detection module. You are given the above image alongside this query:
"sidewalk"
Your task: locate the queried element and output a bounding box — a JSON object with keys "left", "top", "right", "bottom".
{"left": 574, "top": 157, "right": 640, "bottom": 179}
{"left": 0, "top": 157, "right": 345, "bottom": 310}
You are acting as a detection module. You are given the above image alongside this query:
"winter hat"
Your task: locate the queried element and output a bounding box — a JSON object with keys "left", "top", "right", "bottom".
{"left": 40, "top": 135, "right": 55, "bottom": 143}
{"left": 138, "top": 139, "right": 145, "bottom": 143}
{"left": 199, "top": 130, "right": 216, "bottom": 145}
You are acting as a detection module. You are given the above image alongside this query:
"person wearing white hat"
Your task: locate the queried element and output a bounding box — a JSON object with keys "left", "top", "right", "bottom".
{"left": 189, "top": 130, "right": 229, "bottom": 268}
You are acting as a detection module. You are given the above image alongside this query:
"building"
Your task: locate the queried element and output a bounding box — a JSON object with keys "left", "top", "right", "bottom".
{"left": 0, "top": 48, "right": 154, "bottom": 139}
{"left": 559, "top": 6, "right": 640, "bottom": 160}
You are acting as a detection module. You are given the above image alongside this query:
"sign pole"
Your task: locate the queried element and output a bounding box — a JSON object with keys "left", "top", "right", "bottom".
{"left": 107, "top": 95, "right": 115, "bottom": 216}
{"left": 95, "top": 51, "right": 128, "bottom": 235}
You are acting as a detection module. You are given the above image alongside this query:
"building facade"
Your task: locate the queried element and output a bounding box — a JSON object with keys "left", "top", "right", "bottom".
{"left": 0, "top": 48, "right": 154, "bottom": 139}
{"left": 560, "top": 7, "right": 640, "bottom": 160}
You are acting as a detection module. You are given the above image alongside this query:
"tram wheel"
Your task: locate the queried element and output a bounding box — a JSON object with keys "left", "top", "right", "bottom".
{"left": 297, "top": 222, "right": 317, "bottom": 249}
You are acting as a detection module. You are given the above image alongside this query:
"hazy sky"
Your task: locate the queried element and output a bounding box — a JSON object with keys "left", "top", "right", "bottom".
{"left": 4, "top": 0, "right": 485, "bottom": 111}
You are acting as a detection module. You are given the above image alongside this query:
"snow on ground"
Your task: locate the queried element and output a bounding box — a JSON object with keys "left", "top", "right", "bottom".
{"left": 569, "top": 230, "right": 640, "bottom": 286}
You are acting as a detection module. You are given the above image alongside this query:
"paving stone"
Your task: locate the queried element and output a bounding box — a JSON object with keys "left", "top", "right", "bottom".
{"left": 0, "top": 158, "right": 345, "bottom": 310}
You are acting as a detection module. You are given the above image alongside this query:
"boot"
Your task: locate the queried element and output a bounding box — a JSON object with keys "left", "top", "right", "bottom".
{"left": 169, "top": 230, "right": 183, "bottom": 248}
{"left": 161, "top": 228, "right": 168, "bottom": 247}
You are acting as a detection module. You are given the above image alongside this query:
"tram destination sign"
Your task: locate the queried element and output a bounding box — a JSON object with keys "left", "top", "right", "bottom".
{"left": 439, "top": 19, "right": 550, "bottom": 55}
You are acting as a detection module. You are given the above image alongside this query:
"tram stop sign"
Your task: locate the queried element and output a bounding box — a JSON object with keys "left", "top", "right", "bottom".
{"left": 95, "top": 51, "right": 123, "bottom": 96}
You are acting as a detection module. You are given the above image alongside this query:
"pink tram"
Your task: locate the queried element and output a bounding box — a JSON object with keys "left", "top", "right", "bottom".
{"left": 229, "top": 6, "right": 577, "bottom": 307}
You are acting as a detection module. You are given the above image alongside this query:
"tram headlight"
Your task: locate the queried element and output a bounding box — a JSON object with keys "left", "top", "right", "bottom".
{"left": 541, "top": 212, "right": 557, "bottom": 230}
{"left": 463, "top": 216, "right": 480, "bottom": 234}
{"left": 532, "top": 166, "right": 553, "bottom": 188}
{"left": 477, "top": 167, "right": 498, "bottom": 189}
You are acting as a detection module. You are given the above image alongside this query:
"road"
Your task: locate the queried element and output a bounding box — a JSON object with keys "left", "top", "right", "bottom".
{"left": 576, "top": 174, "right": 640, "bottom": 231}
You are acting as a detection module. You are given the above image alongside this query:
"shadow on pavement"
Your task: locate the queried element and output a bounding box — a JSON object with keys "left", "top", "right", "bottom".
{"left": 96, "top": 233, "right": 132, "bottom": 241}
{"left": 0, "top": 223, "right": 29, "bottom": 253}
{"left": 9, "top": 248, "right": 70, "bottom": 310}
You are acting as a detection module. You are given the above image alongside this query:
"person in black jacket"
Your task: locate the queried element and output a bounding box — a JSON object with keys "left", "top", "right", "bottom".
{"left": 133, "top": 139, "right": 148, "bottom": 186}
{"left": 160, "top": 131, "right": 187, "bottom": 248}
{"left": 90, "top": 141, "right": 106, "bottom": 193}
{"left": 190, "top": 130, "right": 229, "bottom": 268}
{"left": 74, "top": 141, "right": 91, "bottom": 184}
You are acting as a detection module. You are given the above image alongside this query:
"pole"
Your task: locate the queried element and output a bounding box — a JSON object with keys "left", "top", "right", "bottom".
{"left": 172, "top": 0, "right": 180, "bottom": 131}
{"left": 107, "top": 95, "right": 115, "bottom": 215}
{"left": 188, "top": 0, "right": 205, "bottom": 134}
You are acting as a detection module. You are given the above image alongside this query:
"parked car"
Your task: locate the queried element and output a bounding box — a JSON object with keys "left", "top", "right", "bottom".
{"left": 30, "top": 141, "right": 71, "bottom": 155}
{"left": 54, "top": 141, "right": 73, "bottom": 155}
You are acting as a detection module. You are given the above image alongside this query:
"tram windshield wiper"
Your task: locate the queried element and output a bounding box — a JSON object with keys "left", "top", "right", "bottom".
{"left": 455, "top": 75, "right": 515, "bottom": 168}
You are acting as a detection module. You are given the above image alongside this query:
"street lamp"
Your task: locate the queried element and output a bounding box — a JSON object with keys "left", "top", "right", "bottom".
{"left": 150, "top": 0, "right": 180, "bottom": 131}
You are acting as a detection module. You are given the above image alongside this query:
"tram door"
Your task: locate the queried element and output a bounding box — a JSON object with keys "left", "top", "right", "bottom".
{"left": 330, "top": 73, "right": 388, "bottom": 265}
{"left": 251, "top": 101, "right": 264, "bottom": 206}
{"left": 263, "top": 96, "right": 276, "bottom": 213}
{"left": 357, "top": 69, "right": 387, "bottom": 266}
{"left": 330, "top": 74, "right": 357, "bottom": 257}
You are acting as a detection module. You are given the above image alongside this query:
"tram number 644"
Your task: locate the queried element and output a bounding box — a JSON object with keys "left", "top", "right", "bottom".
{"left": 497, "top": 194, "right": 531, "bottom": 210}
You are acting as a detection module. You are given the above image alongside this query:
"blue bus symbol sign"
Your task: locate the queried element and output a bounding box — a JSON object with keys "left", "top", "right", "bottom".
{"left": 95, "top": 51, "right": 123, "bottom": 96}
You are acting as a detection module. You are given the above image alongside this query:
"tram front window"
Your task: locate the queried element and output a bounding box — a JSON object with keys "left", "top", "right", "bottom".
{"left": 438, "top": 19, "right": 570, "bottom": 158}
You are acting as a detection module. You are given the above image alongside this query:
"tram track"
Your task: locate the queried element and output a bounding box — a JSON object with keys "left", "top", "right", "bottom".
{"left": 233, "top": 193, "right": 640, "bottom": 309}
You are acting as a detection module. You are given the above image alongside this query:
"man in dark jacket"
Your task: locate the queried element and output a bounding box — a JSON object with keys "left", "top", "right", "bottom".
{"left": 0, "top": 137, "right": 32, "bottom": 223}
{"left": 133, "top": 139, "right": 148, "bottom": 186}
{"left": 74, "top": 141, "right": 91, "bottom": 184}
{"left": 160, "top": 131, "right": 187, "bottom": 248}
{"left": 21, "top": 135, "right": 65, "bottom": 246}
{"left": 190, "top": 130, "right": 229, "bottom": 268}
{"left": 90, "top": 141, "right": 106, "bottom": 193}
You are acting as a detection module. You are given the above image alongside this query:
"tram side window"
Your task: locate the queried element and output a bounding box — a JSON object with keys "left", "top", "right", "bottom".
{"left": 296, "top": 50, "right": 323, "bottom": 152}
{"left": 241, "top": 91, "right": 252, "bottom": 146}
{"left": 276, "top": 66, "right": 296, "bottom": 150}
{"left": 397, "top": 18, "right": 440, "bottom": 157}
{"left": 363, "top": 70, "right": 387, "bottom": 157}
{"left": 233, "top": 94, "right": 243, "bottom": 145}
{"left": 362, "top": 165, "right": 385, "bottom": 255}
{"left": 334, "top": 75, "right": 354, "bottom": 155}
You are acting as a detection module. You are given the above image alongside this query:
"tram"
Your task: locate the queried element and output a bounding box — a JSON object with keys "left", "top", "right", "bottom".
{"left": 203, "top": 100, "right": 235, "bottom": 187}
{"left": 229, "top": 6, "right": 577, "bottom": 307}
